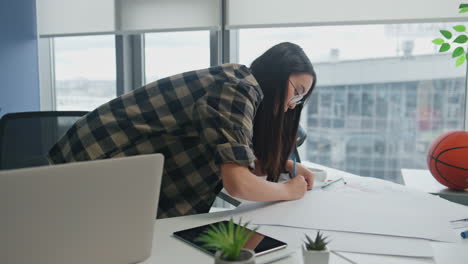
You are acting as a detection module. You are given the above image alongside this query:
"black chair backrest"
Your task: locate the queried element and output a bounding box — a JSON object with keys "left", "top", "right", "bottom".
{"left": 0, "top": 111, "right": 88, "bottom": 170}
{"left": 290, "top": 125, "right": 307, "bottom": 163}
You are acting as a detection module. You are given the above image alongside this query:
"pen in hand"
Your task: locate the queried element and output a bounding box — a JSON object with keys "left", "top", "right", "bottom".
{"left": 293, "top": 158, "right": 297, "bottom": 178}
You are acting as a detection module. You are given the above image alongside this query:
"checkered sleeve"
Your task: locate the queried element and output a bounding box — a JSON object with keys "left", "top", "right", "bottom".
{"left": 47, "top": 117, "right": 92, "bottom": 164}
{"left": 193, "top": 78, "right": 260, "bottom": 169}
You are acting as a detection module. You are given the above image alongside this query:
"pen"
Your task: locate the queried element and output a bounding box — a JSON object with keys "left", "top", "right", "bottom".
{"left": 293, "top": 158, "right": 297, "bottom": 178}
{"left": 450, "top": 218, "right": 468, "bottom": 223}
{"left": 461, "top": 230, "right": 468, "bottom": 239}
{"left": 321, "top": 177, "right": 345, "bottom": 189}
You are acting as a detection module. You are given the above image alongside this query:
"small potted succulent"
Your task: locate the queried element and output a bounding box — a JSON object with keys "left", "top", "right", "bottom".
{"left": 302, "top": 231, "right": 330, "bottom": 264}
{"left": 196, "top": 218, "right": 258, "bottom": 264}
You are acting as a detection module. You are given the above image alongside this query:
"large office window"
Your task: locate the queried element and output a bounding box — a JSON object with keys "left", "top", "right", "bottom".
{"left": 54, "top": 35, "right": 117, "bottom": 111}
{"left": 239, "top": 23, "right": 467, "bottom": 183}
{"left": 144, "top": 31, "right": 210, "bottom": 83}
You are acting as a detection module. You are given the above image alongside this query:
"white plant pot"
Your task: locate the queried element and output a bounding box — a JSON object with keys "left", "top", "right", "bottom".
{"left": 302, "top": 246, "right": 330, "bottom": 264}
{"left": 214, "top": 249, "right": 256, "bottom": 264}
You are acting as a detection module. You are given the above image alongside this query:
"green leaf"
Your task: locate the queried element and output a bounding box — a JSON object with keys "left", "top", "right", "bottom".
{"left": 439, "top": 43, "right": 451, "bottom": 52}
{"left": 432, "top": 38, "right": 444, "bottom": 45}
{"left": 440, "top": 30, "right": 452, "bottom": 39}
{"left": 460, "top": 4, "right": 468, "bottom": 13}
{"left": 453, "top": 25, "right": 466, "bottom": 32}
{"left": 454, "top": 35, "right": 468, "bottom": 43}
{"left": 456, "top": 55, "right": 466, "bottom": 67}
{"left": 453, "top": 47, "right": 465, "bottom": 58}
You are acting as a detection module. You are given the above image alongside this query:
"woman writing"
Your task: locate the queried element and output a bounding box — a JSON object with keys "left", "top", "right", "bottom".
{"left": 48, "top": 42, "right": 317, "bottom": 219}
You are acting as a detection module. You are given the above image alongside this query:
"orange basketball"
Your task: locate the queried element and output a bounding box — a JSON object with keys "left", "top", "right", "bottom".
{"left": 427, "top": 131, "right": 468, "bottom": 190}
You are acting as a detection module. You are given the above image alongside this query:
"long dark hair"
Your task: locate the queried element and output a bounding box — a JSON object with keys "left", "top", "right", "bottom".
{"left": 251, "top": 42, "right": 317, "bottom": 182}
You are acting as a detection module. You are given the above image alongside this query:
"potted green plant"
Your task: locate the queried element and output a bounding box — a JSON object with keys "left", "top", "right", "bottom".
{"left": 302, "top": 231, "right": 330, "bottom": 264}
{"left": 196, "top": 218, "right": 258, "bottom": 264}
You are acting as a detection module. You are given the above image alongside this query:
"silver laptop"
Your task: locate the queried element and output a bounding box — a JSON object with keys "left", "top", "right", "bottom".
{"left": 0, "top": 153, "right": 164, "bottom": 264}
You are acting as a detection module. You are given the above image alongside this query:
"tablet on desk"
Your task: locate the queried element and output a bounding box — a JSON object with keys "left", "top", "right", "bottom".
{"left": 173, "top": 221, "right": 287, "bottom": 256}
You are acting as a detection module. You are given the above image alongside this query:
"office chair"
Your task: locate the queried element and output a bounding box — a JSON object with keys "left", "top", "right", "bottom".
{"left": 290, "top": 125, "right": 307, "bottom": 163}
{"left": 0, "top": 111, "right": 88, "bottom": 170}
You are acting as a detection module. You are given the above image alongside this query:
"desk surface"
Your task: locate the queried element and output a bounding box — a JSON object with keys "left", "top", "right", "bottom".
{"left": 143, "top": 163, "right": 468, "bottom": 264}
{"left": 401, "top": 168, "right": 468, "bottom": 206}
{"left": 401, "top": 169, "right": 466, "bottom": 195}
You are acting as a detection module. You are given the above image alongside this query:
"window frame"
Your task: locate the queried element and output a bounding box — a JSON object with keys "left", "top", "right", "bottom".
{"left": 38, "top": 11, "right": 468, "bottom": 131}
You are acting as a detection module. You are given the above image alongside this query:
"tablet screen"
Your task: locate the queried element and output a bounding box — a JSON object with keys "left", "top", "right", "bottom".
{"left": 173, "top": 221, "right": 287, "bottom": 256}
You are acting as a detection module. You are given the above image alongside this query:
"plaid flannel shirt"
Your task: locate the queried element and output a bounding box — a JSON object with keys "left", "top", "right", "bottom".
{"left": 48, "top": 64, "right": 264, "bottom": 218}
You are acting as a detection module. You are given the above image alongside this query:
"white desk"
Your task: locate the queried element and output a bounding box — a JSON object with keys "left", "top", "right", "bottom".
{"left": 401, "top": 168, "right": 468, "bottom": 206}
{"left": 142, "top": 163, "right": 468, "bottom": 264}
{"left": 141, "top": 209, "right": 350, "bottom": 264}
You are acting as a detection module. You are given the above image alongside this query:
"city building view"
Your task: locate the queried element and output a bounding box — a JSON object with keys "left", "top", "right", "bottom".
{"left": 300, "top": 54, "right": 465, "bottom": 184}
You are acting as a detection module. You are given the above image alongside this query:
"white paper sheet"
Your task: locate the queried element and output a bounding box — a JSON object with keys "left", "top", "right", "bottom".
{"left": 315, "top": 173, "right": 468, "bottom": 223}
{"left": 338, "top": 252, "right": 434, "bottom": 264}
{"left": 431, "top": 242, "right": 468, "bottom": 264}
{"left": 255, "top": 225, "right": 434, "bottom": 258}
{"left": 233, "top": 191, "right": 464, "bottom": 242}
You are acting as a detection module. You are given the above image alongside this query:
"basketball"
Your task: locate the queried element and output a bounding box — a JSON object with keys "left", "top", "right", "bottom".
{"left": 427, "top": 131, "right": 468, "bottom": 190}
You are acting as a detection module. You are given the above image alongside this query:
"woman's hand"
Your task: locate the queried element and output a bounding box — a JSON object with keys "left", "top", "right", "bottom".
{"left": 284, "top": 175, "right": 307, "bottom": 200}
{"left": 285, "top": 161, "right": 315, "bottom": 190}
{"left": 221, "top": 161, "right": 314, "bottom": 202}
{"left": 295, "top": 163, "right": 315, "bottom": 190}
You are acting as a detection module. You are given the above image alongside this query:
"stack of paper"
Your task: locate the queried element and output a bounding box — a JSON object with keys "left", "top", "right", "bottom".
{"left": 232, "top": 191, "right": 468, "bottom": 242}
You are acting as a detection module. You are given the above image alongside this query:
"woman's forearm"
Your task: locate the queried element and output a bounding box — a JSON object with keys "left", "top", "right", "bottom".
{"left": 221, "top": 163, "right": 291, "bottom": 201}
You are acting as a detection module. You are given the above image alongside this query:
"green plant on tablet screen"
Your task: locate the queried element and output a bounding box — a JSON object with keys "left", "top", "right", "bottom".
{"left": 196, "top": 218, "right": 258, "bottom": 261}
{"left": 432, "top": 4, "right": 468, "bottom": 66}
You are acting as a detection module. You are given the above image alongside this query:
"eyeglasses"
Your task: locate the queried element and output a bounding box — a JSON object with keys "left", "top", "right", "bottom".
{"left": 289, "top": 80, "right": 305, "bottom": 105}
